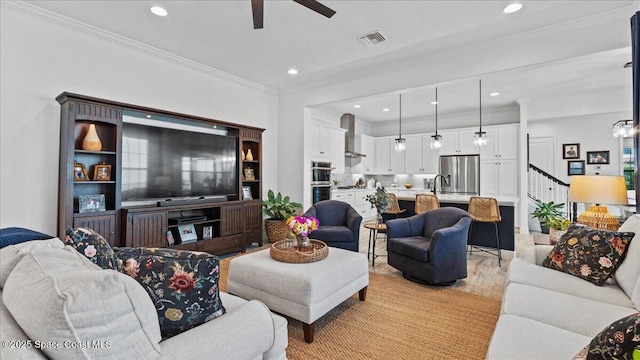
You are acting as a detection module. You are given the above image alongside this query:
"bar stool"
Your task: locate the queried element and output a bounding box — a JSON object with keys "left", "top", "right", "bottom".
{"left": 384, "top": 193, "right": 406, "bottom": 218}
{"left": 415, "top": 193, "right": 440, "bottom": 214}
{"left": 467, "top": 196, "right": 502, "bottom": 266}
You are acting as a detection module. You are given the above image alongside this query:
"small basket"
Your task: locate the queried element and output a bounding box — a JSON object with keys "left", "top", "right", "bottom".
{"left": 270, "top": 239, "right": 328, "bottom": 263}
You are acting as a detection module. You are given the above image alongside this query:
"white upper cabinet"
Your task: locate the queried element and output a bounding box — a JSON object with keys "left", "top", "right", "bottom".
{"left": 308, "top": 120, "right": 333, "bottom": 160}
{"left": 331, "top": 128, "right": 347, "bottom": 174}
{"left": 374, "top": 137, "right": 406, "bottom": 174}
{"left": 405, "top": 135, "right": 439, "bottom": 174}
{"left": 479, "top": 124, "right": 519, "bottom": 160}
{"left": 438, "top": 128, "right": 479, "bottom": 155}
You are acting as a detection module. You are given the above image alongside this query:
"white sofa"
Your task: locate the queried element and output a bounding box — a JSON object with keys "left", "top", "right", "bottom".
{"left": 0, "top": 238, "right": 288, "bottom": 360}
{"left": 486, "top": 215, "right": 640, "bottom": 359}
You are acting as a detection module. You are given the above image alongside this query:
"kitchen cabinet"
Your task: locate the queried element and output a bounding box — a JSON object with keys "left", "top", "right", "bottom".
{"left": 351, "top": 134, "right": 375, "bottom": 174}
{"left": 479, "top": 125, "right": 519, "bottom": 160}
{"left": 374, "top": 137, "right": 406, "bottom": 174}
{"left": 331, "top": 127, "right": 347, "bottom": 174}
{"left": 481, "top": 159, "right": 518, "bottom": 197}
{"left": 354, "top": 189, "right": 376, "bottom": 220}
{"left": 438, "top": 128, "right": 478, "bottom": 155}
{"left": 308, "top": 120, "right": 333, "bottom": 161}
{"left": 405, "top": 135, "right": 439, "bottom": 174}
{"left": 331, "top": 190, "right": 355, "bottom": 206}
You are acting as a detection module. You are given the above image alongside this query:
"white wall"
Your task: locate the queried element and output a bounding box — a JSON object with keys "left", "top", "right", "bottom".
{"left": 527, "top": 111, "right": 631, "bottom": 184}
{"left": 0, "top": 6, "right": 278, "bottom": 234}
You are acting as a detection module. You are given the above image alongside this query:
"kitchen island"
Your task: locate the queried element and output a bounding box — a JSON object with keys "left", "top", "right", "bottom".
{"left": 390, "top": 192, "right": 519, "bottom": 251}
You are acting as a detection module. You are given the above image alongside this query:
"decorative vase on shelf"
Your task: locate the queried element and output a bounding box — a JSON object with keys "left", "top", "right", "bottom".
{"left": 82, "top": 124, "right": 102, "bottom": 151}
{"left": 241, "top": 150, "right": 246, "bottom": 161}
{"left": 246, "top": 149, "right": 254, "bottom": 161}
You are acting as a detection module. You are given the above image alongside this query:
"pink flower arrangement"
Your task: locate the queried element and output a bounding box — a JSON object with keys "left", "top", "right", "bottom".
{"left": 286, "top": 215, "right": 319, "bottom": 237}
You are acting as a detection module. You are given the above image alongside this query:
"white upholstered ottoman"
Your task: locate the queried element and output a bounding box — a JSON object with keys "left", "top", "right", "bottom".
{"left": 227, "top": 247, "right": 369, "bottom": 343}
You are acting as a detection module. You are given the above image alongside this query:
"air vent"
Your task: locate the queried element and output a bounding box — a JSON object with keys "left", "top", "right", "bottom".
{"left": 357, "top": 31, "right": 386, "bottom": 47}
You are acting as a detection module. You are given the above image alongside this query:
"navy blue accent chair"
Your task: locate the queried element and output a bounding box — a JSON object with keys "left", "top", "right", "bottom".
{"left": 303, "top": 200, "right": 362, "bottom": 252}
{"left": 386, "top": 207, "right": 471, "bottom": 285}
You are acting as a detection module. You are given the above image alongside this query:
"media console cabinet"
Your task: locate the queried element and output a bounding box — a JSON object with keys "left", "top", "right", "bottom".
{"left": 56, "top": 92, "right": 264, "bottom": 254}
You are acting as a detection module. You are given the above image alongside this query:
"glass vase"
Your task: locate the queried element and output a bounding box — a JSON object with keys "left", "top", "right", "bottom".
{"left": 375, "top": 212, "right": 383, "bottom": 225}
{"left": 296, "top": 235, "right": 311, "bottom": 252}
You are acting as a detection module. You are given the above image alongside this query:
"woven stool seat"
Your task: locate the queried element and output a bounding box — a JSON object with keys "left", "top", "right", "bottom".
{"left": 467, "top": 197, "right": 502, "bottom": 266}
{"left": 415, "top": 193, "right": 440, "bottom": 214}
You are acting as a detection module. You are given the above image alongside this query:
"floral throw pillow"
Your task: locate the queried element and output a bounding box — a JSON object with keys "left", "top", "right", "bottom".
{"left": 64, "top": 227, "right": 121, "bottom": 271}
{"left": 113, "top": 247, "right": 226, "bottom": 338}
{"left": 573, "top": 313, "right": 640, "bottom": 360}
{"left": 542, "top": 224, "right": 634, "bottom": 286}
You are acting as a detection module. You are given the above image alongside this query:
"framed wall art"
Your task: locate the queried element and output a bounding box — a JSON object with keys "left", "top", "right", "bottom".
{"left": 586, "top": 151, "right": 610, "bottom": 164}
{"left": 562, "top": 143, "right": 580, "bottom": 159}
{"left": 78, "top": 194, "right": 106, "bottom": 213}
{"left": 73, "top": 161, "right": 89, "bottom": 181}
{"left": 567, "top": 160, "right": 585, "bottom": 176}
{"left": 93, "top": 162, "right": 112, "bottom": 181}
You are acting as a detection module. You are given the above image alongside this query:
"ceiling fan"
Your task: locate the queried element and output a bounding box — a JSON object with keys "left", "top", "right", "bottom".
{"left": 251, "top": 0, "right": 336, "bottom": 29}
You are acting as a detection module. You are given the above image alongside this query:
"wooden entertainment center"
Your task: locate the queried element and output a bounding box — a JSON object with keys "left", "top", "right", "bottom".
{"left": 56, "top": 93, "right": 264, "bottom": 255}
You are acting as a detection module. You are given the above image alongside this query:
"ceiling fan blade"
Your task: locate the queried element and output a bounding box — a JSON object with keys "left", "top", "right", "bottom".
{"left": 251, "top": 0, "right": 264, "bottom": 29}
{"left": 292, "top": 0, "right": 336, "bottom": 18}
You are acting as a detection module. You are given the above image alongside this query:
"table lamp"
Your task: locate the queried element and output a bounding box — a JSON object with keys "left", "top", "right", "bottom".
{"left": 568, "top": 175, "right": 628, "bottom": 230}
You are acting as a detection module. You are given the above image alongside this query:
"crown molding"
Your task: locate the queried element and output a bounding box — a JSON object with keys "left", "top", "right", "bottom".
{"left": 1, "top": 1, "right": 278, "bottom": 96}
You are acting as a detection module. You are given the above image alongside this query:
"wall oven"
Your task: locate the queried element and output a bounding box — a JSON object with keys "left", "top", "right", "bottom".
{"left": 311, "top": 161, "right": 332, "bottom": 204}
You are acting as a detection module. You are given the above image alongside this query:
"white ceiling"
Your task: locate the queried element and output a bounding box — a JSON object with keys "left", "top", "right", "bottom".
{"left": 24, "top": 0, "right": 637, "bottom": 122}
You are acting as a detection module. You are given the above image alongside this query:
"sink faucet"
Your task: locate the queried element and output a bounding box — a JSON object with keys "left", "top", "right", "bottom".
{"left": 432, "top": 174, "right": 449, "bottom": 194}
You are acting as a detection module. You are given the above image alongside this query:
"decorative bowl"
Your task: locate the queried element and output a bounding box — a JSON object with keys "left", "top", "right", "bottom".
{"left": 404, "top": 183, "right": 412, "bottom": 189}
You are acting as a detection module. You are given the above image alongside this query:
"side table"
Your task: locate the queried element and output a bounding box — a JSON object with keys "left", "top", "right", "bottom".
{"left": 363, "top": 222, "right": 386, "bottom": 267}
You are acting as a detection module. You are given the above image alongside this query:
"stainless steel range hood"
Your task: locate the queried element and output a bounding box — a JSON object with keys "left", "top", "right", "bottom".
{"left": 341, "top": 113, "right": 367, "bottom": 158}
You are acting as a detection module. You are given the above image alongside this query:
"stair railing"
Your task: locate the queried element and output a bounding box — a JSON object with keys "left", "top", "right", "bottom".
{"left": 528, "top": 163, "right": 576, "bottom": 220}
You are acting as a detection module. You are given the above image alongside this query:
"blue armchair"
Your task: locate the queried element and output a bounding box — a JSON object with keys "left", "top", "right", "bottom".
{"left": 303, "top": 200, "right": 362, "bottom": 252}
{"left": 386, "top": 207, "right": 471, "bottom": 285}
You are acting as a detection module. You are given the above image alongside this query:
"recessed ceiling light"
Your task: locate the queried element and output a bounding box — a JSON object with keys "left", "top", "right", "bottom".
{"left": 382, "top": 108, "right": 390, "bottom": 112}
{"left": 150, "top": 6, "right": 168, "bottom": 17}
{"left": 287, "top": 68, "right": 298, "bottom": 75}
{"left": 503, "top": 3, "right": 522, "bottom": 14}
{"left": 490, "top": 92, "right": 500, "bottom": 96}
{"left": 353, "top": 105, "right": 361, "bottom": 108}
{"left": 146, "top": 114, "right": 152, "bottom": 118}
{"left": 431, "top": 101, "right": 439, "bottom": 105}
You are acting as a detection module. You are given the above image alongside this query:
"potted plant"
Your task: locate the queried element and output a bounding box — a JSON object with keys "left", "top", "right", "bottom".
{"left": 530, "top": 199, "right": 565, "bottom": 234}
{"left": 262, "top": 190, "right": 302, "bottom": 243}
{"left": 547, "top": 217, "right": 571, "bottom": 244}
{"left": 366, "top": 187, "right": 388, "bottom": 225}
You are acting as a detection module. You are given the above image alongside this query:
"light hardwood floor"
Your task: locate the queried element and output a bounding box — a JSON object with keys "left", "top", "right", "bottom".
{"left": 249, "top": 224, "right": 531, "bottom": 301}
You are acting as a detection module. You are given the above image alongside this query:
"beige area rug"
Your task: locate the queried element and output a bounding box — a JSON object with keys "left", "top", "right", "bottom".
{"left": 219, "top": 257, "right": 501, "bottom": 359}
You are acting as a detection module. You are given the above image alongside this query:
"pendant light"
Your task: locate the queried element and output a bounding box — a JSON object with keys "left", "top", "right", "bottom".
{"left": 430, "top": 87, "right": 443, "bottom": 149}
{"left": 395, "top": 94, "right": 406, "bottom": 151}
{"left": 473, "top": 79, "right": 487, "bottom": 147}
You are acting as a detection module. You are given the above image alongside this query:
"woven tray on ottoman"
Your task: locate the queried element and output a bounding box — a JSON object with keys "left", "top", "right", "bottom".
{"left": 270, "top": 240, "right": 328, "bottom": 263}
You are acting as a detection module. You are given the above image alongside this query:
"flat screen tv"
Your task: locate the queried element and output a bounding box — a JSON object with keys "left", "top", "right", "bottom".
{"left": 121, "top": 116, "right": 238, "bottom": 205}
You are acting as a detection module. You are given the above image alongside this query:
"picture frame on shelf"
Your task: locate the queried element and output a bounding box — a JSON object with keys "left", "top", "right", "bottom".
{"left": 242, "top": 186, "right": 253, "bottom": 200}
{"left": 567, "top": 160, "right": 585, "bottom": 176}
{"left": 562, "top": 143, "right": 580, "bottom": 159}
{"left": 586, "top": 151, "right": 610, "bottom": 164}
{"left": 177, "top": 224, "right": 198, "bottom": 243}
{"left": 167, "top": 230, "right": 175, "bottom": 246}
{"left": 244, "top": 168, "right": 255, "bottom": 181}
{"left": 78, "top": 194, "right": 106, "bottom": 213}
{"left": 202, "top": 226, "right": 213, "bottom": 239}
{"left": 73, "top": 161, "right": 89, "bottom": 181}
{"left": 93, "top": 163, "right": 112, "bottom": 181}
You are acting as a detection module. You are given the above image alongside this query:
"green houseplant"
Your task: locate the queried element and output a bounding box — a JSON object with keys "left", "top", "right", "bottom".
{"left": 530, "top": 199, "right": 565, "bottom": 234}
{"left": 366, "top": 187, "right": 388, "bottom": 225}
{"left": 262, "top": 190, "right": 302, "bottom": 243}
{"left": 547, "top": 216, "right": 571, "bottom": 244}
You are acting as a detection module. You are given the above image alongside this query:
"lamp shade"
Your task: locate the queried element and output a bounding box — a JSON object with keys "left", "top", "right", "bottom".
{"left": 568, "top": 175, "right": 628, "bottom": 205}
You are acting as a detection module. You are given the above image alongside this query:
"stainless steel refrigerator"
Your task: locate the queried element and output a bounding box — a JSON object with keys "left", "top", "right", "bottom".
{"left": 438, "top": 155, "right": 480, "bottom": 195}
